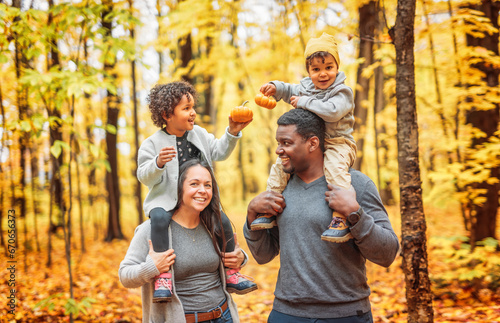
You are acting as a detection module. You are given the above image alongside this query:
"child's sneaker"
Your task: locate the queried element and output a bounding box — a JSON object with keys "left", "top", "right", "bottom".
{"left": 250, "top": 214, "right": 277, "bottom": 230}
{"left": 321, "top": 212, "right": 353, "bottom": 243}
{"left": 226, "top": 268, "right": 258, "bottom": 295}
{"left": 153, "top": 272, "right": 172, "bottom": 303}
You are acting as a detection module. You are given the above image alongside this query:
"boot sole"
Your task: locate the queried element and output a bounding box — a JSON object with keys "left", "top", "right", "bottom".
{"left": 227, "top": 285, "right": 258, "bottom": 295}
{"left": 321, "top": 233, "right": 353, "bottom": 243}
{"left": 153, "top": 297, "right": 172, "bottom": 303}
{"left": 250, "top": 221, "right": 276, "bottom": 230}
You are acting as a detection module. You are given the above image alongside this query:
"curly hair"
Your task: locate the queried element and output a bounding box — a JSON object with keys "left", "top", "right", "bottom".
{"left": 277, "top": 108, "right": 326, "bottom": 152}
{"left": 147, "top": 81, "right": 198, "bottom": 128}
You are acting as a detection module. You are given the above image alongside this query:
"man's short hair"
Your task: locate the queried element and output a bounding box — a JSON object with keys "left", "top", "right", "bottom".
{"left": 277, "top": 109, "right": 325, "bottom": 152}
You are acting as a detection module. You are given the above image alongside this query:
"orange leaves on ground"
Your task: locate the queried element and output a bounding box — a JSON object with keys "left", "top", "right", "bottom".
{"left": 2, "top": 206, "right": 500, "bottom": 322}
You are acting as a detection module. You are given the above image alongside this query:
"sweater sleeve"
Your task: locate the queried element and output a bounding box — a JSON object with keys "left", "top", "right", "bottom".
{"left": 119, "top": 223, "right": 160, "bottom": 289}
{"left": 136, "top": 138, "right": 166, "bottom": 188}
{"left": 296, "top": 86, "right": 354, "bottom": 123}
{"left": 350, "top": 175, "right": 400, "bottom": 268}
{"left": 270, "top": 81, "right": 302, "bottom": 104}
{"left": 203, "top": 126, "right": 242, "bottom": 162}
{"left": 243, "top": 223, "right": 280, "bottom": 265}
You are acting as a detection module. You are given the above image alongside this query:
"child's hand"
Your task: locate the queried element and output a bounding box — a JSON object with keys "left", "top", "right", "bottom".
{"left": 290, "top": 96, "right": 300, "bottom": 108}
{"left": 156, "top": 146, "right": 176, "bottom": 168}
{"left": 228, "top": 115, "right": 252, "bottom": 136}
{"left": 260, "top": 83, "right": 276, "bottom": 97}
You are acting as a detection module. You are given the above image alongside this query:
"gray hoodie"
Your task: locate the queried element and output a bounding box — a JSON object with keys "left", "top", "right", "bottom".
{"left": 271, "top": 72, "right": 355, "bottom": 143}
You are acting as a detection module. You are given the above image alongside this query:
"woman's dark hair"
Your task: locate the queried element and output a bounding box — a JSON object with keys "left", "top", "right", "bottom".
{"left": 174, "top": 159, "right": 226, "bottom": 258}
{"left": 147, "top": 81, "right": 198, "bottom": 128}
{"left": 277, "top": 108, "right": 326, "bottom": 152}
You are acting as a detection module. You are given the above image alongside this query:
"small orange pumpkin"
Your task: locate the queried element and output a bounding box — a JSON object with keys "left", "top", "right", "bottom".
{"left": 230, "top": 100, "right": 253, "bottom": 122}
{"left": 255, "top": 93, "right": 277, "bottom": 109}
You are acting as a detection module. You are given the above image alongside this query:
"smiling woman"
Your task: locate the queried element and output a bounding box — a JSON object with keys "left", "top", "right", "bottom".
{"left": 119, "top": 159, "right": 244, "bottom": 322}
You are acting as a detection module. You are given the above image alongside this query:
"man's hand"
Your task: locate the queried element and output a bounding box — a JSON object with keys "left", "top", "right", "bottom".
{"left": 156, "top": 146, "right": 176, "bottom": 168}
{"left": 228, "top": 116, "right": 252, "bottom": 136}
{"left": 148, "top": 240, "right": 176, "bottom": 273}
{"left": 222, "top": 234, "right": 244, "bottom": 268}
{"left": 247, "top": 191, "right": 286, "bottom": 227}
{"left": 324, "top": 184, "right": 359, "bottom": 216}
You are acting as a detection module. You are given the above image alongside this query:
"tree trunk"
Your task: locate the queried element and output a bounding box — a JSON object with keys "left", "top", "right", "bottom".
{"left": 394, "top": 0, "right": 434, "bottom": 320}
{"left": 353, "top": 1, "right": 377, "bottom": 171}
{"left": 46, "top": 0, "right": 66, "bottom": 231}
{"left": 30, "top": 145, "right": 41, "bottom": 252}
{"left": 179, "top": 33, "right": 193, "bottom": 84}
{"left": 13, "top": 0, "right": 28, "bottom": 220}
{"left": 129, "top": 0, "right": 143, "bottom": 226}
{"left": 464, "top": 0, "right": 500, "bottom": 247}
{"left": 102, "top": 1, "right": 124, "bottom": 241}
{"left": 0, "top": 79, "right": 6, "bottom": 254}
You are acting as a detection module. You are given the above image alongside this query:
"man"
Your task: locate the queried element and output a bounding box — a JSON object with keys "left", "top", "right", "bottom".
{"left": 244, "top": 108, "right": 399, "bottom": 322}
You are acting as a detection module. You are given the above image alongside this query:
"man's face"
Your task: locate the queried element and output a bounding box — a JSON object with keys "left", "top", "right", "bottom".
{"left": 275, "top": 124, "right": 310, "bottom": 175}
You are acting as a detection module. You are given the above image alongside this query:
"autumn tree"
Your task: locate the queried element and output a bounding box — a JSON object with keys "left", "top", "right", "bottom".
{"left": 460, "top": 0, "right": 500, "bottom": 248}
{"left": 102, "top": 1, "right": 123, "bottom": 241}
{"left": 353, "top": 1, "right": 377, "bottom": 171}
{"left": 393, "top": 0, "right": 434, "bottom": 320}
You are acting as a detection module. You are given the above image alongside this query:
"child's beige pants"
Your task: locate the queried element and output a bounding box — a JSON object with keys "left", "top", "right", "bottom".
{"left": 267, "top": 137, "right": 357, "bottom": 192}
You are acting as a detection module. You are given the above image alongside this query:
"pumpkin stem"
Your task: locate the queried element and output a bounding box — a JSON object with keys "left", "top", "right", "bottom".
{"left": 241, "top": 100, "right": 249, "bottom": 106}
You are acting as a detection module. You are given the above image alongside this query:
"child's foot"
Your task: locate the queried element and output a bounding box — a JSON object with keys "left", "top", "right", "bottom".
{"left": 250, "top": 214, "right": 277, "bottom": 230}
{"left": 226, "top": 268, "right": 258, "bottom": 295}
{"left": 153, "top": 272, "right": 173, "bottom": 303}
{"left": 321, "top": 212, "right": 353, "bottom": 243}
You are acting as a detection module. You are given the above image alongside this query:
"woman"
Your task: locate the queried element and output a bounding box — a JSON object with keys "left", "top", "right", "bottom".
{"left": 119, "top": 159, "right": 245, "bottom": 322}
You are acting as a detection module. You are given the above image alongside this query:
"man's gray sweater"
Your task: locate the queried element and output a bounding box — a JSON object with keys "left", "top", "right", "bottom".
{"left": 244, "top": 169, "right": 399, "bottom": 319}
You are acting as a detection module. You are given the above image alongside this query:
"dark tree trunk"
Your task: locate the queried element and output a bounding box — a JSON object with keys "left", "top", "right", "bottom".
{"left": 179, "top": 33, "right": 193, "bottom": 84}
{"left": 46, "top": 0, "right": 66, "bottom": 231}
{"left": 393, "top": 0, "right": 434, "bottom": 320}
{"left": 13, "top": 0, "right": 28, "bottom": 220}
{"left": 464, "top": 0, "right": 500, "bottom": 247}
{"left": 0, "top": 82, "right": 5, "bottom": 254}
{"left": 102, "top": 1, "right": 124, "bottom": 241}
{"left": 353, "top": 1, "right": 377, "bottom": 171}
{"left": 129, "top": 0, "right": 143, "bottom": 226}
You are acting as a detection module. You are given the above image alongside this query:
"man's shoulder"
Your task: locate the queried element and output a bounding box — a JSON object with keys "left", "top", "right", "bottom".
{"left": 348, "top": 168, "right": 373, "bottom": 186}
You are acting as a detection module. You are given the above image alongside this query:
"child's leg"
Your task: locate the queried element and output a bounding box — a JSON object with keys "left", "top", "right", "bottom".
{"left": 251, "top": 157, "right": 289, "bottom": 230}
{"left": 220, "top": 210, "right": 258, "bottom": 295}
{"left": 150, "top": 207, "right": 173, "bottom": 252}
{"left": 266, "top": 157, "right": 290, "bottom": 193}
{"left": 149, "top": 207, "right": 174, "bottom": 303}
{"left": 321, "top": 139, "right": 357, "bottom": 243}
{"left": 219, "top": 210, "right": 235, "bottom": 252}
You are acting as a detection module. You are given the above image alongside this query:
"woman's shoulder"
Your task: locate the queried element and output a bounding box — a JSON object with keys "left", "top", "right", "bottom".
{"left": 133, "top": 219, "right": 152, "bottom": 236}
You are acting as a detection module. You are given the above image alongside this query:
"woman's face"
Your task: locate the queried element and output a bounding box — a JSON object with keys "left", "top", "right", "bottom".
{"left": 179, "top": 165, "right": 213, "bottom": 214}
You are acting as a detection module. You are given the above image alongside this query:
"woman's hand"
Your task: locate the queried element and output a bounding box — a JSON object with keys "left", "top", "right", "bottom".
{"left": 148, "top": 240, "right": 176, "bottom": 273}
{"left": 222, "top": 234, "right": 245, "bottom": 268}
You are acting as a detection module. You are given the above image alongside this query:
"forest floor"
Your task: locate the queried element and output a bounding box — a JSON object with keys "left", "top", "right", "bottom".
{"left": 1, "top": 205, "right": 500, "bottom": 322}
